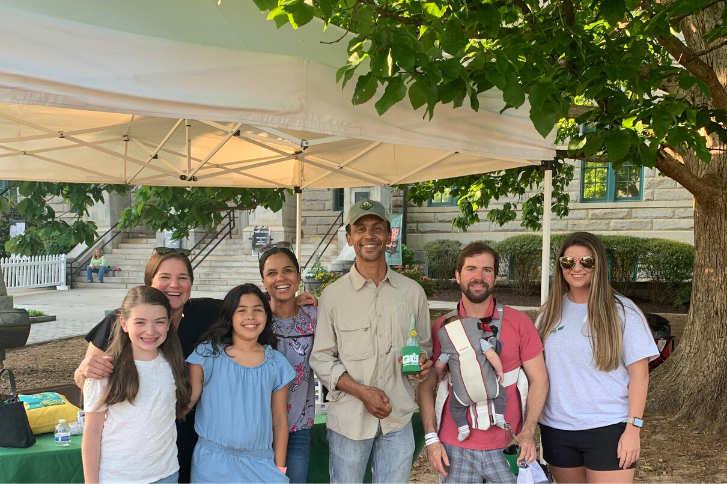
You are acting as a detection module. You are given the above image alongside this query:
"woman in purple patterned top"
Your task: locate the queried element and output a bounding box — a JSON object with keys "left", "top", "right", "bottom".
{"left": 260, "top": 247, "right": 318, "bottom": 484}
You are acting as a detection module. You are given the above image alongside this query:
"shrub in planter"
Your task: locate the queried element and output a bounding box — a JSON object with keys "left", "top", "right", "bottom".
{"left": 314, "top": 271, "right": 341, "bottom": 297}
{"left": 640, "top": 239, "right": 694, "bottom": 306}
{"left": 599, "top": 235, "right": 647, "bottom": 297}
{"left": 495, "top": 235, "right": 542, "bottom": 295}
{"left": 393, "top": 265, "right": 435, "bottom": 297}
{"left": 422, "top": 239, "right": 462, "bottom": 283}
{"left": 401, "top": 244, "right": 416, "bottom": 267}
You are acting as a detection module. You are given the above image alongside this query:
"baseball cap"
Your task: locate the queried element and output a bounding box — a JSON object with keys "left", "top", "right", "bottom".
{"left": 346, "top": 199, "right": 390, "bottom": 226}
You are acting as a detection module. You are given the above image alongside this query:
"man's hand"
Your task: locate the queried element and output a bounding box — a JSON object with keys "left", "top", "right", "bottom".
{"left": 398, "top": 353, "right": 433, "bottom": 380}
{"left": 427, "top": 441, "right": 450, "bottom": 476}
{"left": 359, "top": 386, "right": 392, "bottom": 419}
{"left": 295, "top": 292, "right": 318, "bottom": 308}
{"left": 516, "top": 429, "right": 537, "bottom": 464}
{"left": 78, "top": 355, "right": 114, "bottom": 380}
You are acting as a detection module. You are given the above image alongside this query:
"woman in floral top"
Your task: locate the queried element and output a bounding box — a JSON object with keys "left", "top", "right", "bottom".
{"left": 260, "top": 247, "right": 318, "bottom": 484}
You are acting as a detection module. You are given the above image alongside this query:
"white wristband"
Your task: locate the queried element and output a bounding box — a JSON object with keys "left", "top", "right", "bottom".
{"left": 424, "top": 432, "right": 440, "bottom": 446}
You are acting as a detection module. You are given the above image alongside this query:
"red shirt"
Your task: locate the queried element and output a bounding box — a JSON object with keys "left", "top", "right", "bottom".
{"left": 431, "top": 299, "right": 543, "bottom": 450}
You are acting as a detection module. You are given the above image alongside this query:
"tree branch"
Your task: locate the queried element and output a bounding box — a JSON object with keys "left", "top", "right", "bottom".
{"left": 688, "top": 39, "right": 727, "bottom": 59}
{"left": 671, "top": 0, "right": 724, "bottom": 24}
{"left": 357, "top": 0, "right": 420, "bottom": 24}
{"left": 567, "top": 105, "right": 598, "bottom": 119}
{"left": 555, "top": 150, "right": 609, "bottom": 162}
{"left": 656, "top": 34, "right": 727, "bottom": 110}
{"left": 512, "top": 0, "right": 532, "bottom": 15}
{"left": 557, "top": 148, "right": 719, "bottom": 202}
{"left": 654, "top": 148, "right": 720, "bottom": 202}
{"left": 562, "top": 0, "right": 575, "bottom": 26}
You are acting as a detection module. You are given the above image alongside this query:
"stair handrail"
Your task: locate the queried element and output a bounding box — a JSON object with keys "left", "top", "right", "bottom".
{"left": 66, "top": 222, "right": 123, "bottom": 288}
{"left": 190, "top": 209, "right": 236, "bottom": 270}
{"left": 302, "top": 212, "right": 344, "bottom": 273}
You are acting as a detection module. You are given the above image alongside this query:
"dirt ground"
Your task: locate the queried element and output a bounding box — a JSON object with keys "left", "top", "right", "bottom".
{"left": 4, "top": 313, "right": 726, "bottom": 482}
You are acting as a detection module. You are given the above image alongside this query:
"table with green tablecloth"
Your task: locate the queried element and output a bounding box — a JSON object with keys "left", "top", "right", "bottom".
{"left": 0, "top": 412, "right": 424, "bottom": 483}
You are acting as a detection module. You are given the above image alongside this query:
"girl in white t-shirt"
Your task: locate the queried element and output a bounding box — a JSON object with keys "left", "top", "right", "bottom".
{"left": 82, "top": 286, "right": 191, "bottom": 484}
{"left": 537, "top": 232, "right": 657, "bottom": 484}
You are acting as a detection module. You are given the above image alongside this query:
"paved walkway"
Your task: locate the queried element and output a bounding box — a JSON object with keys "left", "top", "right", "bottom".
{"left": 11, "top": 287, "right": 228, "bottom": 345}
{"left": 10, "top": 288, "right": 539, "bottom": 346}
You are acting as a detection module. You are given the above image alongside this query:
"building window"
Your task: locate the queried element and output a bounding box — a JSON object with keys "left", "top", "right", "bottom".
{"left": 333, "top": 188, "right": 344, "bottom": 211}
{"left": 580, "top": 161, "right": 643, "bottom": 202}
{"left": 428, "top": 187, "right": 458, "bottom": 207}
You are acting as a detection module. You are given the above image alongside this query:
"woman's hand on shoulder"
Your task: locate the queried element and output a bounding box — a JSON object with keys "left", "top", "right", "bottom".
{"left": 296, "top": 292, "right": 318, "bottom": 308}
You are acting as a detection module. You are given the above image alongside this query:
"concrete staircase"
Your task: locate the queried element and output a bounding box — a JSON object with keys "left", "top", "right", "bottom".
{"left": 72, "top": 234, "right": 339, "bottom": 292}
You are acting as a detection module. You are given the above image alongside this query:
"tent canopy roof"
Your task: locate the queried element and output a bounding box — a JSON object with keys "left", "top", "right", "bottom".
{"left": 0, "top": 0, "right": 555, "bottom": 188}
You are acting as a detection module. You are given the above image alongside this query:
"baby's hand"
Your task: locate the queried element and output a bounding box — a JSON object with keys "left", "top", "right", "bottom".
{"left": 496, "top": 369, "right": 504, "bottom": 383}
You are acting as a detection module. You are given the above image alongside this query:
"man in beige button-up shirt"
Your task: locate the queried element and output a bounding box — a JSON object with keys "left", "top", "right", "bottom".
{"left": 310, "top": 199, "right": 432, "bottom": 483}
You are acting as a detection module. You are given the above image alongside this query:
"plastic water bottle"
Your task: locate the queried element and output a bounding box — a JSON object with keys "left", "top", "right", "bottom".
{"left": 401, "top": 314, "right": 422, "bottom": 375}
{"left": 54, "top": 419, "right": 72, "bottom": 446}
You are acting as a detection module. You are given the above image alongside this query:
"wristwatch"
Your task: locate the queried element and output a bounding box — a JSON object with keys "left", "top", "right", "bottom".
{"left": 626, "top": 417, "right": 643, "bottom": 428}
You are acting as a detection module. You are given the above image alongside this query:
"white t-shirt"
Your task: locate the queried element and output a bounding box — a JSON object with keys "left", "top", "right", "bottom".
{"left": 84, "top": 354, "right": 179, "bottom": 483}
{"left": 538, "top": 295, "right": 658, "bottom": 431}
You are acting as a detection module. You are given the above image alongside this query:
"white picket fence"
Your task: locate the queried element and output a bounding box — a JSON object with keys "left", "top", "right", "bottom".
{"left": 1, "top": 254, "right": 68, "bottom": 290}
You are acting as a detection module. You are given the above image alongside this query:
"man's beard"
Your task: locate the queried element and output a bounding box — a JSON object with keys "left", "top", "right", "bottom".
{"left": 461, "top": 280, "right": 494, "bottom": 304}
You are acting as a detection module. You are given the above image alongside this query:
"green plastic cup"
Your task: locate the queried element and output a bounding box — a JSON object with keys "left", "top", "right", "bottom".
{"left": 401, "top": 345, "right": 421, "bottom": 375}
{"left": 503, "top": 444, "right": 521, "bottom": 475}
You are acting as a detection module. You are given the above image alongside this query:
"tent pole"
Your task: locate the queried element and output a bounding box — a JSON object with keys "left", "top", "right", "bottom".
{"left": 540, "top": 160, "right": 553, "bottom": 306}
{"left": 294, "top": 156, "right": 303, "bottom": 265}
{"left": 295, "top": 186, "right": 302, "bottom": 262}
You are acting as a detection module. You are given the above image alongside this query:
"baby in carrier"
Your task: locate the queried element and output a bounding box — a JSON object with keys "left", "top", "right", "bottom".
{"left": 435, "top": 315, "right": 507, "bottom": 441}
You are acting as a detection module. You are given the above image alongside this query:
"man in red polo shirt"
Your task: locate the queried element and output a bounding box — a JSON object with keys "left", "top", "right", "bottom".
{"left": 419, "top": 242, "right": 549, "bottom": 483}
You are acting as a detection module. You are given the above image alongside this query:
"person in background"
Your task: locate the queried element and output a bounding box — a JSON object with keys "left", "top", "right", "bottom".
{"left": 82, "top": 286, "right": 190, "bottom": 484}
{"left": 537, "top": 232, "right": 658, "bottom": 483}
{"left": 260, "top": 247, "right": 317, "bottom": 484}
{"left": 86, "top": 248, "right": 110, "bottom": 283}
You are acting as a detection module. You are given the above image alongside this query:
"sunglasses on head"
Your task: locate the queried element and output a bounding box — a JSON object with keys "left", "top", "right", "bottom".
{"left": 153, "top": 247, "right": 191, "bottom": 257}
{"left": 559, "top": 255, "right": 595, "bottom": 270}
{"left": 257, "top": 241, "right": 292, "bottom": 255}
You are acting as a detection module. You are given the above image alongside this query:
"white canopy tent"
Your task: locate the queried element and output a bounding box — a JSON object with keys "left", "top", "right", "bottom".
{"left": 0, "top": 0, "right": 555, "bottom": 300}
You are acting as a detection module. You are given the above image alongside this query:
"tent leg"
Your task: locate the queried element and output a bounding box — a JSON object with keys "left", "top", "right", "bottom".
{"left": 540, "top": 161, "right": 553, "bottom": 306}
{"left": 295, "top": 187, "right": 302, "bottom": 265}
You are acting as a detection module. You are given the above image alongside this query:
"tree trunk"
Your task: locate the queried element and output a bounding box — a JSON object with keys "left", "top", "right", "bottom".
{"left": 648, "top": 4, "right": 727, "bottom": 430}
{"left": 648, "top": 193, "right": 727, "bottom": 428}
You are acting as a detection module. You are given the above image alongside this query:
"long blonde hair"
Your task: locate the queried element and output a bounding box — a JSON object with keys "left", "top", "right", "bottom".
{"left": 99, "top": 286, "right": 191, "bottom": 418}
{"left": 538, "top": 232, "right": 624, "bottom": 372}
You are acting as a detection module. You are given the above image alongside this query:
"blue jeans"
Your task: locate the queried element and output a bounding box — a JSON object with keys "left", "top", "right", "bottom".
{"left": 86, "top": 266, "right": 107, "bottom": 282}
{"left": 152, "top": 471, "right": 179, "bottom": 483}
{"left": 327, "top": 420, "right": 414, "bottom": 483}
{"left": 286, "top": 429, "right": 311, "bottom": 484}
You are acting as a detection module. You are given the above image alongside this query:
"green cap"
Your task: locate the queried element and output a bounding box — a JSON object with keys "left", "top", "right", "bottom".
{"left": 346, "top": 199, "right": 390, "bottom": 227}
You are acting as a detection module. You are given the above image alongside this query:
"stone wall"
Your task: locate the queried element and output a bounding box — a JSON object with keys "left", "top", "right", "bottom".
{"left": 300, "top": 189, "right": 343, "bottom": 238}
{"left": 395, "top": 162, "right": 694, "bottom": 251}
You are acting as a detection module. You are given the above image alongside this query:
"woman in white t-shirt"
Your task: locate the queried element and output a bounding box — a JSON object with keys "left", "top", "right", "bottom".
{"left": 537, "top": 232, "right": 658, "bottom": 484}
{"left": 82, "top": 286, "right": 191, "bottom": 484}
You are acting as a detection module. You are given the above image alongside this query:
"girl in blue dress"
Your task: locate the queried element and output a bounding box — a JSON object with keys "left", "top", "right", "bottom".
{"left": 187, "top": 284, "right": 295, "bottom": 483}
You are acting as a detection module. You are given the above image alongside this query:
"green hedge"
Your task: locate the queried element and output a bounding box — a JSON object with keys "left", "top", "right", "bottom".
{"left": 422, "top": 239, "right": 462, "bottom": 281}
{"left": 599, "top": 235, "right": 647, "bottom": 297}
{"left": 419, "top": 235, "right": 694, "bottom": 306}
{"left": 640, "top": 238, "right": 694, "bottom": 306}
{"left": 495, "top": 235, "right": 542, "bottom": 295}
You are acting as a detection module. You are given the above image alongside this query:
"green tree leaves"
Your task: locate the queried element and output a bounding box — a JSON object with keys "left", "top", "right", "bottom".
{"left": 0, "top": 183, "right": 286, "bottom": 256}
